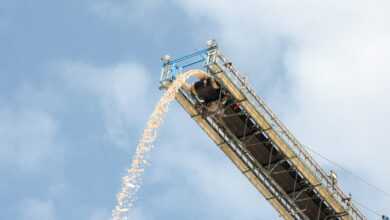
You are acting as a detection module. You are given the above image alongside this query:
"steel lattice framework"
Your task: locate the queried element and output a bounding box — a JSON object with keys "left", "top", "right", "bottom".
{"left": 159, "top": 41, "right": 366, "bottom": 220}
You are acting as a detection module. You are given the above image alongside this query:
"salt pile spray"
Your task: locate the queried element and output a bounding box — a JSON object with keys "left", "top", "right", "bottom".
{"left": 111, "top": 71, "right": 196, "bottom": 220}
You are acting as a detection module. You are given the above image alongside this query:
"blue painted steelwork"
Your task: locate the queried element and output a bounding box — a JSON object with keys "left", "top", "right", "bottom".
{"left": 160, "top": 46, "right": 216, "bottom": 87}
{"left": 167, "top": 48, "right": 209, "bottom": 65}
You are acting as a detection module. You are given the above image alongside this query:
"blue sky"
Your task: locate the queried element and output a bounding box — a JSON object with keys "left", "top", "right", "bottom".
{"left": 1, "top": 1, "right": 390, "bottom": 219}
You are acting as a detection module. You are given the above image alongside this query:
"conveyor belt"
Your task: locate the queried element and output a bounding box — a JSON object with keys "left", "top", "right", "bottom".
{"left": 213, "top": 99, "right": 335, "bottom": 219}
{"left": 160, "top": 43, "right": 366, "bottom": 220}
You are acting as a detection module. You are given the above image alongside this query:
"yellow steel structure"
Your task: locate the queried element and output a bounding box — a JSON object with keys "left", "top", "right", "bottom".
{"left": 160, "top": 41, "right": 366, "bottom": 220}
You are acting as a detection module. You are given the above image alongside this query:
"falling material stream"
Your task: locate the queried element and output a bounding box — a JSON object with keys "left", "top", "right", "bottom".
{"left": 111, "top": 71, "right": 196, "bottom": 220}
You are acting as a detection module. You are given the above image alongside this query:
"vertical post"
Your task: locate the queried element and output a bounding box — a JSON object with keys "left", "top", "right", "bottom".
{"left": 160, "top": 55, "right": 172, "bottom": 81}
{"left": 206, "top": 39, "right": 218, "bottom": 70}
{"left": 160, "top": 55, "right": 172, "bottom": 89}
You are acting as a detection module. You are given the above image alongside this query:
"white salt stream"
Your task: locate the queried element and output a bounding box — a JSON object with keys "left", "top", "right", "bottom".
{"left": 111, "top": 71, "right": 197, "bottom": 220}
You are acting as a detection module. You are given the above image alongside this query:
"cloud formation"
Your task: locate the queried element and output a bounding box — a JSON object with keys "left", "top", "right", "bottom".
{"left": 58, "top": 61, "right": 152, "bottom": 148}
{"left": 0, "top": 81, "right": 62, "bottom": 173}
{"left": 173, "top": 0, "right": 390, "bottom": 216}
{"left": 3, "top": 0, "right": 389, "bottom": 219}
{"left": 90, "top": 0, "right": 163, "bottom": 27}
{"left": 20, "top": 198, "right": 56, "bottom": 220}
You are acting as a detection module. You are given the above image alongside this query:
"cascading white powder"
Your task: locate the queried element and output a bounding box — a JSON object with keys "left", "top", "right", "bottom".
{"left": 111, "top": 70, "right": 198, "bottom": 220}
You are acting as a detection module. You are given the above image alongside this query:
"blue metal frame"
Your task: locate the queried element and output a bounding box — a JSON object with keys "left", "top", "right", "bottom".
{"left": 160, "top": 46, "right": 217, "bottom": 87}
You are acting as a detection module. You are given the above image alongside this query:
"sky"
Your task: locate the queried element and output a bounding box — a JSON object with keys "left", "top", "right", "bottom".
{"left": 1, "top": 0, "right": 390, "bottom": 219}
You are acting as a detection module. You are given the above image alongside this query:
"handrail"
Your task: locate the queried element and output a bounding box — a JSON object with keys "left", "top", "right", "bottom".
{"left": 215, "top": 51, "right": 366, "bottom": 220}
{"left": 160, "top": 45, "right": 366, "bottom": 220}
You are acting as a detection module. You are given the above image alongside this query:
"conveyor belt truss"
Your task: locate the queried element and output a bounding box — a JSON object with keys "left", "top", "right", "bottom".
{"left": 159, "top": 42, "right": 366, "bottom": 220}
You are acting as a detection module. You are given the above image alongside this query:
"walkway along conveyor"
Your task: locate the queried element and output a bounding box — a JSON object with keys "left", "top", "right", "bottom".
{"left": 159, "top": 40, "right": 366, "bottom": 220}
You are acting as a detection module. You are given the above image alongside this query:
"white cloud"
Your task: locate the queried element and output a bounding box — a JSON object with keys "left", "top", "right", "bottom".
{"left": 128, "top": 207, "right": 150, "bottom": 220}
{"left": 73, "top": 0, "right": 390, "bottom": 216}
{"left": 1, "top": 60, "right": 153, "bottom": 219}
{"left": 58, "top": 61, "right": 152, "bottom": 148}
{"left": 20, "top": 198, "right": 56, "bottom": 220}
{"left": 89, "top": 0, "right": 163, "bottom": 26}
{"left": 0, "top": 105, "right": 59, "bottom": 172}
{"left": 89, "top": 208, "right": 111, "bottom": 220}
{"left": 171, "top": 0, "right": 390, "bottom": 217}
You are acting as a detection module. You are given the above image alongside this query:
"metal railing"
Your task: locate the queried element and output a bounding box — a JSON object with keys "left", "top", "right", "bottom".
{"left": 212, "top": 49, "right": 366, "bottom": 220}
{"left": 160, "top": 43, "right": 366, "bottom": 220}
